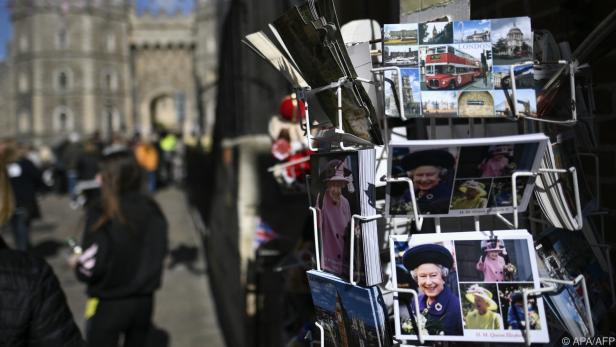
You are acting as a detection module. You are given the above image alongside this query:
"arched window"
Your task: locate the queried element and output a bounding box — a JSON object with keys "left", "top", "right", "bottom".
{"left": 56, "top": 26, "right": 69, "bottom": 49}
{"left": 101, "top": 108, "right": 122, "bottom": 135}
{"left": 54, "top": 68, "right": 74, "bottom": 91}
{"left": 19, "top": 36, "right": 28, "bottom": 52}
{"left": 59, "top": 72, "right": 67, "bottom": 89}
{"left": 18, "top": 73, "right": 29, "bottom": 93}
{"left": 106, "top": 33, "right": 116, "bottom": 52}
{"left": 53, "top": 106, "right": 74, "bottom": 131}
{"left": 102, "top": 69, "right": 118, "bottom": 92}
{"left": 17, "top": 111, "right": 30, "bottom": 133}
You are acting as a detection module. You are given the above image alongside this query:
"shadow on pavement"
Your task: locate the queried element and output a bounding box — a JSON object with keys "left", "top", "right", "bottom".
{"left": 167, "top": 244, "right": 203, "bottom": 275}
{"left": 31, "top": 222, "right": 58, "bottom": 233}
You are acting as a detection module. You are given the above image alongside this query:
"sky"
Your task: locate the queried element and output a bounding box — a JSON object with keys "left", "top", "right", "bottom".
{"left": 0, "top": 0, "right": 195, "bottom": 61}
{"left": 0, "top": 0, "right": 10, "bottom": 60}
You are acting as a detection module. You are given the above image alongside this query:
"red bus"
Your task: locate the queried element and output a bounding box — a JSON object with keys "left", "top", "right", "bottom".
{"left": 424, "top": 45, "right": 483, "bottom": 89}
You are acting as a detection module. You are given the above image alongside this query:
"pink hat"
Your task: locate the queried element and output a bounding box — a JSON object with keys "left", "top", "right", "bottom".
{"left": 321, "top": 159, "right": 351, "bottom": 182}
{"left": 481, "top": 239, "right": 506, "bottom": 253}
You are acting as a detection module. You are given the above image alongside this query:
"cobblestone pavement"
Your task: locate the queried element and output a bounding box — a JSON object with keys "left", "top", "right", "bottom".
{"left": 9, "top": 188, "right": 225, "bottom": 347}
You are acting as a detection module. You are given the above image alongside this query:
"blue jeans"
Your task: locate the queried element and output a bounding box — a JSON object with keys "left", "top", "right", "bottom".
{"left": 67, "top": 170, "right": 78, "bottom": 198}
{"left": 10, "top": 208, "right": 30, "bottom": 251}
{"left": 146, "top": 171, "right": 157, "bottom": 193}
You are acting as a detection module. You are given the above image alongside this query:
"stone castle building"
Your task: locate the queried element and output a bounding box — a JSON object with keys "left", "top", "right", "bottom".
{"left": 1, "top": 0, "right": 220, "bottom": 143}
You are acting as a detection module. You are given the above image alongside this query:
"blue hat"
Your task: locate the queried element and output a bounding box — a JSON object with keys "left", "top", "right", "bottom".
{"left": 403, "top": 243, "right": 454, "bottom": 270}
{"left": 510, "top": 291, "right": 523, "bottom": 303}
{"left": 401, "top": 149, "right": 455, "bottom": 172}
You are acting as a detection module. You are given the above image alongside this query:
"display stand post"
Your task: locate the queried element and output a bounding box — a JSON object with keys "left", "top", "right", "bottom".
{"left": 510, "top": 171, "right": 536, "bottom": 228}
{"left": 490, "top": 166, "right": 582, "bottom": 230}
{"left": 315, "top": 321, "right": 325, "bottom": 346}
{"left": 473, "top": 216, "right": 481, "bottom": 232}
{"left": 537, "top": 166, "right": 583, "bottom": 229}
{"left": 371, "top": 66, "right": 406, "bottom": 120}
{"left": 510, "top": 60, "right": 579, "bottom": 124}
{"left": 309, "top": 207, "right": 321, "bottom": 272}
{"left": 301, "top": 76, "right": 378, "bottom": 151}
{"left": 310, "top": 207, "right": 382, "bottom": 285}
{"left": 388, "top": 236, "right": 424, "bottom": 345}
{"left": 299, "top": 88, "right": 319, "bottom": 152}
{"left": 349, "top": 213, "right": 382, "bottom": 285}
{"left": 383, "top": 177, "right": 424, "bottom": 231}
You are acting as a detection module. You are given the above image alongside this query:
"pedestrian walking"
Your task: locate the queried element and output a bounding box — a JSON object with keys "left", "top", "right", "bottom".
{"left": 62, "top": 132, "right": 83, "bottom": 199}
{"left": 69, "top": 149, "right": 168, "bottom": 347}
{"left": 134, "top": 136, "right": 159, "bottom": 193}
{"left": 4, "top": 142, "right": 44, "bottom": 251}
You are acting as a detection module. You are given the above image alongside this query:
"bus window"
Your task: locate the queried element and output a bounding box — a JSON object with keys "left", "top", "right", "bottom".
{"left": 433, "top": 65, "right": 454, "bottom": 74}
{"left": 448, "top": 46, "right": 455, "bottom": 54}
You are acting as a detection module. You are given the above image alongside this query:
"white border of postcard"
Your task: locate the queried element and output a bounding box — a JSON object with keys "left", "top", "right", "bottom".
{"left": 389, "top": 229, "right": 549, "bottom": 343}
{"left": 385, "top": 133, "right": 548, "bottom": 218}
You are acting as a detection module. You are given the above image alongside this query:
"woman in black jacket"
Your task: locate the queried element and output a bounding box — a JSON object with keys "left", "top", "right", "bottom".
{"left": 0, "top": 143, "right": 84, "bottom": 346}
{"left": 71, "top": 149, "right": 168, "bottom": 347}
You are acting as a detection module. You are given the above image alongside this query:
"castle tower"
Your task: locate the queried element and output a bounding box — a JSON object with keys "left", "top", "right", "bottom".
{"left": 129, "top": 10, "right": 198, "bottom": 136}
{"left": 9, "top": 0, "right": 132, "bottom": 141}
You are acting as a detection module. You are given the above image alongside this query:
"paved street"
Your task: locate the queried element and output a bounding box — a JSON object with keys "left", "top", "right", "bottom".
{"left": 13, "top": 188, "right": 225, "bottom": 347}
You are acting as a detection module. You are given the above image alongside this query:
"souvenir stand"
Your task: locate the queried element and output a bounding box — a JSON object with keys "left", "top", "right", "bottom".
{"left": 243, "top": 1, "right": 615, "bottom": 346}
{"left": 298, "top": 21, "right": 593, "bottom": 347}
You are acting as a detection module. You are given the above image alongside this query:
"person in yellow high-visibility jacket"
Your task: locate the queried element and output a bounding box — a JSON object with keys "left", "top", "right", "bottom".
{"left": 159, "top": 133, "right": 177, "bottom": 185}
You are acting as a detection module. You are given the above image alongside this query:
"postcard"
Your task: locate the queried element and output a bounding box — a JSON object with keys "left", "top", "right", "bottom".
{"left": 307, "top": 270, "right": 388, "bottom": 347}
{"left": 383, "top": 17, "right": 535, "bottom": 118}
{"left": 384, "top": 68, "right": 422, "bottom": 118}
{"left": 386, "top": 133, "right": 549, "bottom": 218}
{"left": 310, "top": 149, "right": 381, "bottom": 285}
{"left": 389, "top": 230, "right": 549, "bottom": 343}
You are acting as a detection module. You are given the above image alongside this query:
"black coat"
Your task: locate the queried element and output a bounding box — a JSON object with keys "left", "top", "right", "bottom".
{"left": 0, "top": 238, "right": 84, "bottom": 346}
{"left": 75, "top": 192, "right": 169, "bottom": 299}
{"left": 8, "top": 157, "right": 44, "bottom": 219}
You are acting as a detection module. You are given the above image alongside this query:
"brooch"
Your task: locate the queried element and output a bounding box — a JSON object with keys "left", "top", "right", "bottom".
{"left": 435, "top": 303, "right": 443, "bottom": 312}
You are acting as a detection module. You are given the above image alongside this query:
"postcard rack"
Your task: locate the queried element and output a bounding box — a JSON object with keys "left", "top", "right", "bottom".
{"left": 372, "top": 60, "right": 580, "bottom": 124}
{"left": 299, "top": 75, "right": 379, "bottom": 151}
{"left": 371, "top": 66, "right": 407, "bottom": 121}
{"left": 380, "top": 164, "right": 583, "bottom": 234}
{"left": 296, "top": 46, "right": 587, "bottom": 347}
{"left": 517, "top": 60, "right": 580, "bottom": 124}
{"left": 499, "top": 60, "right": 578, "bottom": 124}
{"left": 299, "top": 64, "right": 393, "bottom": 274}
